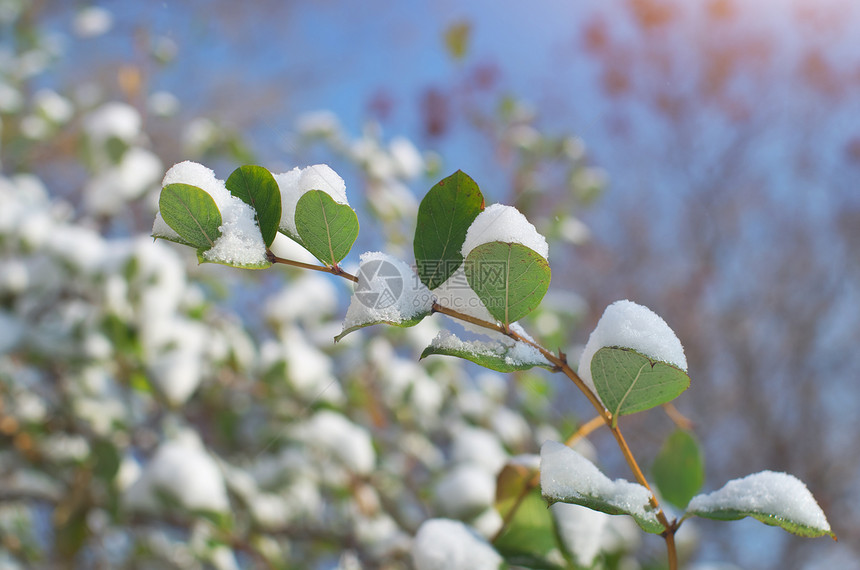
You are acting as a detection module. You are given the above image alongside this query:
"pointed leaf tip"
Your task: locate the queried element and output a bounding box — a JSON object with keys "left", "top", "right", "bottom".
{"left": 414, "top": 170, "right": 484, "bottom": 289}
{"left": 686, "top": 470, "right": 834, "bottom": 539}
{"left": 540, "top": 440, "right": 663, "bottom": 534}
{"left": 225, "top": 165, "right": 281, "bottom": 247}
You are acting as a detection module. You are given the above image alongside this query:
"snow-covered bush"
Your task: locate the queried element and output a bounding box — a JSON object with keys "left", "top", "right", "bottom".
{"left": 0, "top": 5, "right": 835, "bottom": 570}
{"left": 148, "top": 161, "right": 834, "bottom": 569}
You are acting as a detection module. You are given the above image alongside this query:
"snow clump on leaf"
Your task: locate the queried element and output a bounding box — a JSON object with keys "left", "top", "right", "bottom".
{"left": 577, "top": 299, "right": 686, "bottom": 398}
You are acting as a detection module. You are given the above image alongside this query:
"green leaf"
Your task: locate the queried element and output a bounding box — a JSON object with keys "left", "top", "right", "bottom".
{"left": 151, "top": 225, "right": 196, "bottom": 248}
{"left": 55, "top": 507, "right": 89, "bottom": 559}
{"left": 494, "top": 462, "right": 566, "bottom": 569}
{"left": 225, "top": 165, "right": 281, "bottom": 247}
{"left": 419, "top": 332, "right": 552, "bottom": 373}
{"left": 158, "top": 183, "right": 222, "bottom": 250}
{"left": 444, "top": 21, "right": 471, "bottom": 60}
{"left": 335, "top": 314, "right": 428, "bottom": 343}
{"left": 591, "top": 347, "right": 690, "bottom": 426}
{"left": 195, "top": 248, "right": 272, "bottom": 270}
{"left": 465, "top": 242, "right": 550, "bottom": 326}
{"left": 295, "top": 190, "right": 359, "bottom": 265}
{"left": 685, "top": 471, "right": 835, "bottom": 539}
{"left": 91, "top": 439, "right": 121, "bottom": 481}
{"left": 541, "top": 440, "right": 664, "bottom": 535}
{"left": 652, "top": 429, "right": 704, "bottom": 509}
{"left": 414, "top": 170, "right": 484, "bottom": 289}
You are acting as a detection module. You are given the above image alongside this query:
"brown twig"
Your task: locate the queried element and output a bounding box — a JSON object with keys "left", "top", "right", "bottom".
{"left": 663, "top": 401, "right": 694, "bottom": 431}
{"left": 267, "top": 251, "right": 358, "bottom": 282}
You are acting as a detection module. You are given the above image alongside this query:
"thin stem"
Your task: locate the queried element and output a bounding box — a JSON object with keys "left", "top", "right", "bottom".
{"left": 663, "top": 401, "right": 694, "bottom": 431}
{"left": 267, "top": 251, "right": 358, "bottom": 282}
{"left": 665, "top": 527, "right": 678, "bottom": 570}
{"left": 564, "top": 414, "right": 605, "bottom": 447}
{"left": 430, "top": 302, "right": 507, "bottom": 334}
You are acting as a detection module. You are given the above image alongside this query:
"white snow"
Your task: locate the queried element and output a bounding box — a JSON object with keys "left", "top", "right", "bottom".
{"left": 73, "top": 6, "right": 113, "bottom": 38}
{"left": 276, "top": 326, "right": 345, "bottom": 404}
{"left": 687, "top": 470, "right": 831, "bottom": 532}
{"left": 551, "top": 502, "right": 609, "bottom": 568}
{"left": 411, "top": 519, "right": 502, "bottom": 570}
{"left": 151, "top": 211, "right": 181, "bottom": 241}
{"left": 147, "top": 320, "right": 206, "bottom": 406}
{"left": 124, "top": 430, "right": 230, "bottom": 513}
{"left": 508, "top": 453, "right": 541, "bottom": 471}
{"left": 0, "top": 81, "right": 23, "bottom": 113}
{"left": 296, "top": 110, "right": 341, "bottom": 138}
{"left": 434, "top": 464, "right": 496, "bottom": 519}
{"left": 46, "top": 225, "right": 106, "bottom": 273}
{"left": 559, "top": 216, "right": 590, "bottom": 245}
{"left": 41, "top": 433, "right": 90, "bottom": 463}
{"left": 577, "top": 300, "right": 687, "bottom": 398}
{"left": 148, "top": 91, "right": 180, "bottom": 117}
{"left": 83, "top": 102, "right": 140, "bottom": 143}
{"left": 471, "top": 507, "right": 504, "bottom": 539}
{"left": 182, "top": 117, "right": 217, "bottom": 153}
{"left": 274, "top": 164, "right": 349, "bottom": 238}
{"left": 0, "top": 311, "right": 23, "bottom": 355}
{"left": 33, "top": 89, "right": 74, "bottom": 124}
{"left": 451, "top": 425, "right": 508, "bottom": 475}
{"left": 264, "top": 272, "right": 338, "bottom": 324}
{"left": 491, "top": 406, "right": 531, "bottom": 448}
{"left": 341, "top": 252, "right": 433, "bottom": 331}
{"left": 389, "top": 136, "right": 424, "bottom": 179}
{"left": 20, "top": 115, "right": 50, "bottom": 140}
{"left": 428, "top": 329, "right": 551, "bottom": 369}
{"left": 295, "top": 410, "right": 375, "bottom": 475}
{"left": 158, "top": 161, "right": 268, "bottom": 266}
{"left": 540, "top": 440, "right": 658, "bottom": 527}
{"left": 85, "top": 147, "right": 163, "bottom": 215}
{"left": 461, "top": 203, "right": 549, "bottom": 260}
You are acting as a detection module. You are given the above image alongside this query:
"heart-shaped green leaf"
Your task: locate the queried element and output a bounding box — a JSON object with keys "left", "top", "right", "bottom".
{"left": 414, "top": 170, "right": 484, "bottom": 289}
{"left": 158, "top": 183, "right": 222, "bottom": 250}
{"left": 652, "top": 429, "right": 704, "bottom": 510}
{"left": 685, "top": 471, "right": 835, "bottom": 539}
{"left": 225, "top": 165, "right": 281, "bottom": 248}
{"left": 465, "top": 241, "right": 550, "bottom": 326}
{"left": 591, "top": 347, "right": 690, "bottom": 425}
{"left": 295, "top": 190, "right": 359, "bottom": 265}
{"left": 419, "top": 331, "right": 552, "bottom": 373}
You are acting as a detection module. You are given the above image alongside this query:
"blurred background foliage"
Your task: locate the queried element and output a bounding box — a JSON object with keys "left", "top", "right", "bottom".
{"left": 0, "top": 0, "right": 858, "bottom": 568}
